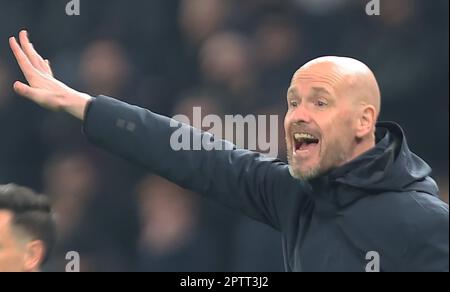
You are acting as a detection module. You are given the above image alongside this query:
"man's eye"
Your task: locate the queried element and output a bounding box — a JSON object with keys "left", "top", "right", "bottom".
{"left": 315, "top": 100, "right": 327, "bottom": 107}
{"left": 290, "top": 101, "right": 298, "bottom": 107}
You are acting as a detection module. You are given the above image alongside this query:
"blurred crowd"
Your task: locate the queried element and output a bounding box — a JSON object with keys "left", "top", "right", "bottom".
{"left": 0, "top": 0, "right": 448, "bottom": 271}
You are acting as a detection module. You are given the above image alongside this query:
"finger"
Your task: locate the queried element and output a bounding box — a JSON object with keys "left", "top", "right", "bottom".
{"left": 19, "top": 30, "right": 46, "bottom": 72}
{"left": 43, "top": 59, "right": 54, "bottom": 77}
{"left": 9, "top": 36, "right": 38, "bottom": 82}
{"left": 22, "top": 30, "right": 52, "bottom": 74}
{"left": 13, "top": 81, "right": 48, "bottom": 105}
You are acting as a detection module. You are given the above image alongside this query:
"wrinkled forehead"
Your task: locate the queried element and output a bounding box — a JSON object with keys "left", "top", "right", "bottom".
{"left": 290, "top": 58, "right": 374, "bottom": 100}
{"left": 288, "top": 67, "right": 345, "bottom": 100}
{"left": 291, "top": 60, "right": 347, "bottom": 88}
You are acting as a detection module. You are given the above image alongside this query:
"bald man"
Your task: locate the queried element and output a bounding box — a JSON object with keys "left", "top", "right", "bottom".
{"left": 8, "top": 30, "right": 449, "bottom": 272}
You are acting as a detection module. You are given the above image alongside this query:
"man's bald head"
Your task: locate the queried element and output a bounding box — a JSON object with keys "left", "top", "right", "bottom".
{"left": 293, "top": 56, "right": 381, "bottom": 119}
{"left": 285, "top": 56, "right": 382, "bottom": 180}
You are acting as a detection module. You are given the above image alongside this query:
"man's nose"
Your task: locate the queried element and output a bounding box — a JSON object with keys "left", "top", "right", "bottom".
{"left": 291, "top": 103, "right": 312, "bottom": 124}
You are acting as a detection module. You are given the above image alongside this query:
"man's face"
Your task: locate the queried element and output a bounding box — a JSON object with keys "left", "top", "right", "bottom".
{"left": 0, "top": 210, "right": 28, "bottom": 272}
{"left": 284, "top": 64, "right": 357, "bottom": 180}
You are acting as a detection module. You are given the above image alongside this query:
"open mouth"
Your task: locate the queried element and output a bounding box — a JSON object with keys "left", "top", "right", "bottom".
{"left": 293, "top": 132, "right": 320, "bottom": 155}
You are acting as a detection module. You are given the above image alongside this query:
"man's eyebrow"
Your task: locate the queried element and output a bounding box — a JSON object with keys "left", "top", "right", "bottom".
{"left": 311, "top": 86, "right": 331, "bottom": 96}
{"left": 287, "top": 87, "right": 299, "bottom": 98}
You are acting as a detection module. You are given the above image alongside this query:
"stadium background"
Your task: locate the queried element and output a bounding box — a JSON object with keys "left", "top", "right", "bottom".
{"left": 0, "top": 0, "right": 448, "bottom": 271}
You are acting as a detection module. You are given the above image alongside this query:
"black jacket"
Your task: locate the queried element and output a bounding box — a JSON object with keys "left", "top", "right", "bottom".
{"left": 83, "top": 95, "right": 449, "bottom": 272}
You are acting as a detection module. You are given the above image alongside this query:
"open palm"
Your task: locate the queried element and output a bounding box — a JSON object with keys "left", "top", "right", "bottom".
{"left": 9, "top": 30, "right": 90, "bottom": 120}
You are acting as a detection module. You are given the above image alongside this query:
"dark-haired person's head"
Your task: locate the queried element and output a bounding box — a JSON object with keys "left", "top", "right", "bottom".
{"left": 0, "top": 184, "right": 56, "bottom": 272}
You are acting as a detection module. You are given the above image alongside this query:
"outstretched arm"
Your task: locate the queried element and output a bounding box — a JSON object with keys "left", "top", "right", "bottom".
{"left": 83, "top": 95, "right": 307, "bottom": 230}
{"left": 9, "top": 30, "right": 309, "bottom": 231}
{"left": 9, "top": 30, "right": 90, "bottom": 120}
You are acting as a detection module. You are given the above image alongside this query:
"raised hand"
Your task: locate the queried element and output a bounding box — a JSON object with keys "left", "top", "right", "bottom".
{"left": 9, "top": 30, "right": 91, "bottom": 120}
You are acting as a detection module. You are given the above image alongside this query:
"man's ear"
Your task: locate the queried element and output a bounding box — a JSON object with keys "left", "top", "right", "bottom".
{"left": 24, "top": 240, "right": 45, "bottom": 272}
{"left": 356, "top": 105, "right": 376, "bottom": 139}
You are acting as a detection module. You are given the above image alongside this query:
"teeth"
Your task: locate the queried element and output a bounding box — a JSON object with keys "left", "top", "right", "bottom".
{"left": 294, "top": 133, "right": 316, "bottom": 141}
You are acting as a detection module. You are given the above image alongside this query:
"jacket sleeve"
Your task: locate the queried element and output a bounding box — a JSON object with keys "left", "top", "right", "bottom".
{"left": 83, "top": 95, "right": 309, "bottom": 231}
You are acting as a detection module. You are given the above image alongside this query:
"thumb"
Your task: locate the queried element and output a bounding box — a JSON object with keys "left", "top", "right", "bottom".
{"left": 13, "top": 81, "right": 48, "bottom": 105}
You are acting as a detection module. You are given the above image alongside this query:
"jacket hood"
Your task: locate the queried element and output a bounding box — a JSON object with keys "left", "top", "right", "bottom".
{"left": 325, "top": 122, "right": 439, "bottom": 196}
